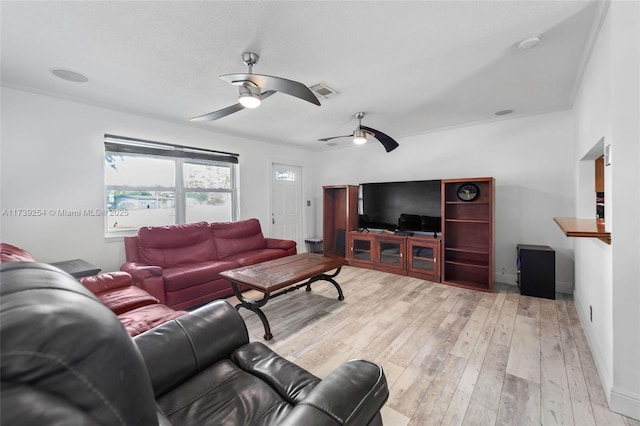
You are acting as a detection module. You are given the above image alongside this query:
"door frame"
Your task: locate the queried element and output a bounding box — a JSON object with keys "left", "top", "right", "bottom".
{"left": 269, "top": 159, "right": 305, "bottom": 251}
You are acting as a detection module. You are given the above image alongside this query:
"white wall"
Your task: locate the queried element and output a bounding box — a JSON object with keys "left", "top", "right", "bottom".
{"left": 0, "top": 87, "right": 317, "bottom": 272}
{"left": 572, "top": 0, "right": 640, "bottom": 419}
{"left": 608, "top": 0, "right": 640, "bottom": 418}
{"left": 2, "top": 87, "right": 578, "bottom": 294}
{"left": 571, "top": 0, "right": 615, "bottom": 407}
{"left": 316, "top": 110, "right": 576, "bottom": 292}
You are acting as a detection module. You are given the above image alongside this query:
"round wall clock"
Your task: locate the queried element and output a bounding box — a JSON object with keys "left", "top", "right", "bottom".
{"left": 457, "top": 183, "right": 479, "bottom": 201}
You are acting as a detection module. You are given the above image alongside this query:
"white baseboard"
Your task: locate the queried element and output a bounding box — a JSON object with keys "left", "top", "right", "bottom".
{"left": 495, "top": 272, "right": 517, "bottom": 285}
{"left": 610, "top": 387, "right": 640, "bottom": 421}
{"left": 574, "top": 293, "right": 640, "bottom": 420}
{"left": 555, "top": 280, "right": 574, "bottom": 294}
{"left": 573, "top": 292, "right": 614, "bottom": 400}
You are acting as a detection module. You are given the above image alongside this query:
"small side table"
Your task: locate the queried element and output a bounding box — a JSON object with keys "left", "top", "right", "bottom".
{"left": 50, "top": 259, "right": 101, "bottom": 279}
{"left": 304, "top": 238, "right": 324, "bottom": 254}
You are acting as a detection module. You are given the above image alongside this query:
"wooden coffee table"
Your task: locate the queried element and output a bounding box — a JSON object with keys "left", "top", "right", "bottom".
{"left": 220, "top": 253, "right": 347, "bottom": 340}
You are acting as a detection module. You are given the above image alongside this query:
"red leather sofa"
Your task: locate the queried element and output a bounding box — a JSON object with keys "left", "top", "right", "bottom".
{"left": 0, "top": 243, "right": 186, "bottom": 337}
{"left": 80, "top": 272, "right": 187, "bottom": 336}
{"left": 122, "top": 218, "right": 297, "bottom": 310}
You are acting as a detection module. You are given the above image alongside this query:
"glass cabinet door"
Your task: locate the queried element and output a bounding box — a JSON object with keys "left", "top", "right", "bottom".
{"left": 411, "top": 244, "right": 435, "bottom": 272}
{"left": 377, "top": 238, "right": 405, "bottom": 270}
{"left": 352, "top": 238, "right": 372, "bottom": 262}
{"left": 407, "top": 238, "right": 440, "bottom": 281}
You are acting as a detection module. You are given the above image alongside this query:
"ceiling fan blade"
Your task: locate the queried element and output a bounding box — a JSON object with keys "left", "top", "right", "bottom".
{"left": 220, "top": 73, "right": 321, "bottom": 106}
{"left": 360, "top": 125, "right": 400, "bottom": 152}
{"left": 318, "top": 134, "right": 354, "bottom": 142}
{"left": 190, "top": 103, "right": 243, "bottom": 121}
{"left": 190, "top": 90, "right": 276, "bottom": 121}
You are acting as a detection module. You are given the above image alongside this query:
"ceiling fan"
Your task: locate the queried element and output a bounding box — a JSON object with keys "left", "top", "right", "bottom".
{"left": 319, "top": 112, "right": 399, "bottom": 152}
{"left": 190, "top": 52, "right": 321, "bottom": 121}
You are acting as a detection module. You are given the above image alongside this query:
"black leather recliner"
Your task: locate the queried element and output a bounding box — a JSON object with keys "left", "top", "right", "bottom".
{"left": 0, "top": 262, "right": 389, "bottom": 425}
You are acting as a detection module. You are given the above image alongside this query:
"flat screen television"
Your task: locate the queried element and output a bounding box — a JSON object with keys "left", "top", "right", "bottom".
{"left": 359, "top": 179, "right": 441, "bottom": 233}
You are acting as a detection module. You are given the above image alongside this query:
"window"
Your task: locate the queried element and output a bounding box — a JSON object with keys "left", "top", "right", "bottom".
{"left": 104, "top": 135, "right": 238, "bottom": 235}
{"left": 275, "top": 169, "right": 296, "bottom": 181}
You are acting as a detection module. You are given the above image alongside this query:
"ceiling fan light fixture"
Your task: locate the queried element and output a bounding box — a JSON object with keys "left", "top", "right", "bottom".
{"left": 238, "top": 84, "right": 261, "bottom": 108}
{"left": 318, "top": 111, "right": 399, "bottom": 153}
{"left": 353, "top": 128, "right": 367, "bottom": 145}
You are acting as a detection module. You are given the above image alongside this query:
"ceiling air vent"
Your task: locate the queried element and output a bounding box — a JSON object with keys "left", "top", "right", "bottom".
{"left": 310, "top": 83, "right": 339, "bottom": 100}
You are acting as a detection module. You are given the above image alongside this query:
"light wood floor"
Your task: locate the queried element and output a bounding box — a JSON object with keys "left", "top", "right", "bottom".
{"left": 228, "top": 266, "right": 640, "bottom": 426}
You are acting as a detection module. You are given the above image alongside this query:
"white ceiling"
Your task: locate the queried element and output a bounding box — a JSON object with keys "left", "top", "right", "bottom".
{"left": 1, "top": 1, "right": 603, "bottom": 151}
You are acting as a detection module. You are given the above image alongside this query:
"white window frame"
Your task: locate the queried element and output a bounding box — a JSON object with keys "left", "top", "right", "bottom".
{"left": 104, "top": 134, "right": 238, "bottom": 236}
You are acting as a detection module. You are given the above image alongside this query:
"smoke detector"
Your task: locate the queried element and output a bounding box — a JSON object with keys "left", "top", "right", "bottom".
{"left": 310, "top": 83, "right": 339, "bottom": 99}
{"left": 517, "top": 34, "right": 542, "bottom": 50}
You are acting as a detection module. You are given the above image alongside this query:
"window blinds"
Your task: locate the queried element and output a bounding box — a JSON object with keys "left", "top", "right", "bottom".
{"left": 104, "top": 134, "right": 239, "bottom": 164}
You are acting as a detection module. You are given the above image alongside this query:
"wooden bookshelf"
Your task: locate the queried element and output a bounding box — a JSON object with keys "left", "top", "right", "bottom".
{"left": 441, "top": 178, "right": 495, "bottom": 292}
{"left": 323, "top": 185, "right": 359, "bottom": 257}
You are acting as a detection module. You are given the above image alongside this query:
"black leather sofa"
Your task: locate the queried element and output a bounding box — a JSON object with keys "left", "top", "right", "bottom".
{"left": 0, "top": 262, "right": 389, "bottom": 425}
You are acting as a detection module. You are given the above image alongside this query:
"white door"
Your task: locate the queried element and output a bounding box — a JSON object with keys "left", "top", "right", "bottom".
{"left": 271, "top": 163, "right": 303, "bottom": 249}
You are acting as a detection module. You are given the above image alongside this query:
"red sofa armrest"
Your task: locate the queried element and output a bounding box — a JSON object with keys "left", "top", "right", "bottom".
{"left": 265, "top": 238, "right": 297, "bottom": 254}
{"left": 81, "top": 272, "right": 160, "bottom": 315}
{"left": 80, "top": 271, "right": 133, "bottom": 294}
{"left": 0, "top": 243, "right": 36, "bottom": 262}
{"left": 121, "top": 262, "right": 163, "bottom": 281}
{"left": 120, "top": 262, "right": 166, "bottom": 304}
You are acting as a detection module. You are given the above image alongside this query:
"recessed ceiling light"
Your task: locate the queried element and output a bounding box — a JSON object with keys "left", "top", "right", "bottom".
{"left": 495, "top": 109, "right": 514, "bottom": 116}
{"left": 51, "top": 68, "right": 89, "bottom": 83}
{"left": 517, "top": 34, "right": 542, "bottom": 50}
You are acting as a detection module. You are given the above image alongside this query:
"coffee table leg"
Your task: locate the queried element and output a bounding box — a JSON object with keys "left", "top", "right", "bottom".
{"left": 230, "top": 282, "right": 273, "bottom": 340}
{"left": 251, "top": 307, "right": 273, "bottom": 341}
{"left": 305, "top": 267, "right": 344, "bottom": 301}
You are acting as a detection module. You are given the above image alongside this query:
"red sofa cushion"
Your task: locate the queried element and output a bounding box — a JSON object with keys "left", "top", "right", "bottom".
{"left": 0, "top": 243, "right": 35, "bottom": 262}
{"left": 80, "top": 271, "right": 159, "bottom": 315}
{"left": 210, "top": 219, "right": 266, "bottom": 259}
{"left": 117, "top": 304, "right": 187, "bottom": 337}
{"left": 224, "top": 249, "right": 293, "bottom": 266}
{"left": 80, "top": 271, "right": 132, "bottom": 293}
{"left": 138, "top": 222, "right": 217, "bottom": 268}
{"left": 162, "top": 260, "right": 240, "bottom": 292}
{"left": 94, "top": 286, "right": 160, "bottom": 315}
